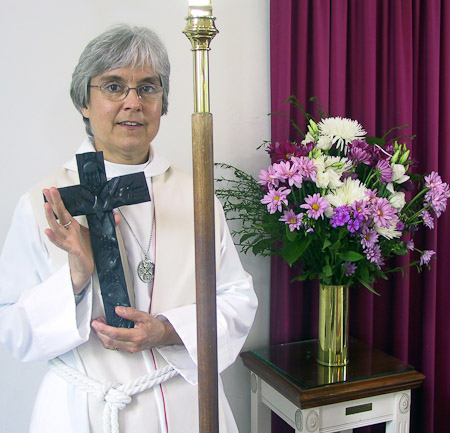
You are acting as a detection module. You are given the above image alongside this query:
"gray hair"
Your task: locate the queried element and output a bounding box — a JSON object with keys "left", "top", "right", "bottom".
{"left": 70, "top": 24, "right": 170, "bottom": 136}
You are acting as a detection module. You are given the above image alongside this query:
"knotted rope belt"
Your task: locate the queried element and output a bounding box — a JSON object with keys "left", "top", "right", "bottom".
{"left": 48, "top": 357, "right": 179, "bottom": 433}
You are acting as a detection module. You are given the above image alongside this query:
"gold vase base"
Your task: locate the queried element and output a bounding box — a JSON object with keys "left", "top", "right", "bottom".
{"left": 316, "top": 357, "right": 349, "bottom": 367}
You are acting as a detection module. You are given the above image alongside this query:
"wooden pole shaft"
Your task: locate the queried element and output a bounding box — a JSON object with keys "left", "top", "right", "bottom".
{"left": 192, "top": 112, "right": 219, "bottom": 433}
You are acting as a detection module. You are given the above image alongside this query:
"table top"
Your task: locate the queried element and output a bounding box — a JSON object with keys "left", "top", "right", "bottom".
{"left": 240, "top": 338, "right": 425, "bottom": 409}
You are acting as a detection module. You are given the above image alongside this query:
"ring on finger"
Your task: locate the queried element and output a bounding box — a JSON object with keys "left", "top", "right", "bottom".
{"left": 61, "top": 220, "right": 72, "bottom": 229}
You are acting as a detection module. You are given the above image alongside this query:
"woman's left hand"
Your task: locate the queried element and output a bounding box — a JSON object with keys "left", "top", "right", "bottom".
{"left": 91, "top": 307, "right": 182, "bottom": 353}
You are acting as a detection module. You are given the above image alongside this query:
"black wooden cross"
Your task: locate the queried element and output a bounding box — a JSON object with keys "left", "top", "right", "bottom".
{"left": 51, "top": 152, "right": 150, "bottom": 328}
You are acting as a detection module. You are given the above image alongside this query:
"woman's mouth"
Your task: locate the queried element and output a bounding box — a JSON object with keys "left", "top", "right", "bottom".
{"left": 118, "top": 121, "right": 142, "bottom": 127}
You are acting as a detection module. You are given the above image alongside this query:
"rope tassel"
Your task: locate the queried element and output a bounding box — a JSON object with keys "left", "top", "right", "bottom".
{"left": 49, "top": 357, "right": 179, "bottom": 433}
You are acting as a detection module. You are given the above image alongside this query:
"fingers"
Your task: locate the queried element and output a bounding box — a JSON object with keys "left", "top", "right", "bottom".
{"left": 91, "top": 309, "right": 164, "bottom": 353}
{"left": 115, "top": 306, "right": 148, "bottom": 322}
{"left": 114, "top": 212, "right": 122, "bottom": 227}
{"left": 43, "top": 187, "right": 72, "bottom": 226}
{"left": 43, "top": 188, "right": 75, "bottom": 246}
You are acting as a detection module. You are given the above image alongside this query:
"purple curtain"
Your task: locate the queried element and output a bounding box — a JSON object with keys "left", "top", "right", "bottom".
{"left": 270, "top": 1, "right": 450, "bottom": 432}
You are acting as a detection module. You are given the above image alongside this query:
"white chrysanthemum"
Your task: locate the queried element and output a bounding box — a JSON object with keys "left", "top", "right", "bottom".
{"left": 326, "top": 178, "right": 368, "bottom": 207}
{"left": 375, "top": 221, "right": 402, "bottom": 239}
{"left": 318, "top": 117, "right": 366, "bottom": 153}
{"left": 313, "top": 155, "right": 352, "bottom": 189}
{"left": 391, "top": 163, "right": 410, "bottom": 184}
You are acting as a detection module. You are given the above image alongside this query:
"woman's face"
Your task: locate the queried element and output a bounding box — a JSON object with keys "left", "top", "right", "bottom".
{"left": 82, "top": 64, "right": 163, "bottom": 165}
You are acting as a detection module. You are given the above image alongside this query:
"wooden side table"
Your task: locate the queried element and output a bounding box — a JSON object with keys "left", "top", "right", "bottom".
{"left": 240, "top": 339, "right": 425, "bottom": 433}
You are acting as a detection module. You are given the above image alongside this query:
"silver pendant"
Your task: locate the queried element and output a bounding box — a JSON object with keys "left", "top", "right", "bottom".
{"left": 137, "top": 258, "right": 155, "bottom": 283}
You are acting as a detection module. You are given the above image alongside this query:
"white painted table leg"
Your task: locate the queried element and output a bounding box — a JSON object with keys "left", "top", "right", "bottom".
{"left": 250, "top": 373, "right": 272, "bottom": 433}
{"left": 385, "top": 391, "right": 411, "bottom": 433}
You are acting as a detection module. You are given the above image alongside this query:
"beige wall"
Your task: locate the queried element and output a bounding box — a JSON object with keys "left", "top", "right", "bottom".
{"left": 0, "top": 1, "right": 271, "bottom": 432}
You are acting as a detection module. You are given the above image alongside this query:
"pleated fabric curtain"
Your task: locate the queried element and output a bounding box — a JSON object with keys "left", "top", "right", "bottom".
{"left": 269, "top": 1, "right": 450, "bottom": 432}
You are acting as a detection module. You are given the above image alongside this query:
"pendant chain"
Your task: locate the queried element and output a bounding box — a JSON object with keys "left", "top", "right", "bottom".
{"left": 117, "top": 180, "right": 156, "bottom": 284}
{"left": 118, "top": 206, "right": 155, "bottom": 260}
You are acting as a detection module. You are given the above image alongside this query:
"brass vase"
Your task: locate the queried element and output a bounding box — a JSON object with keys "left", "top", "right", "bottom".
{"left": 317, "top": 283, "right": 349, "bottom": 367}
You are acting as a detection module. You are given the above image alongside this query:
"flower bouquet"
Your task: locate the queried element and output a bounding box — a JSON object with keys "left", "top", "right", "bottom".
{"left": 215, "top": 103, "right": 450, "bottom": 366}
{"left": 216, "top": 113, "right": 450, "bottom": 293}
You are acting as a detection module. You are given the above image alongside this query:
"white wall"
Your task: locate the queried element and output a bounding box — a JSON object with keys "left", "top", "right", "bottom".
{"left": 0, "top": 1, "right": 271, "bottom": 432}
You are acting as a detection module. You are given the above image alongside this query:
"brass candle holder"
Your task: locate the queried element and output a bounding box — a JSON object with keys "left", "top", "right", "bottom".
{"left": 184, "top": 1, "right": 218, "bottom": 113}
{"left": 184, "top": 2, "right": 220, "bottom": 432}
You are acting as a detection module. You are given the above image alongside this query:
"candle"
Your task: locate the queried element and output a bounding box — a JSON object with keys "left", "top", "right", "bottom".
{"left": 188, "top": 0, "right": 211, "bottom": 6}
{"left": 188, "top": 0, "right": 212, "bottom": 17}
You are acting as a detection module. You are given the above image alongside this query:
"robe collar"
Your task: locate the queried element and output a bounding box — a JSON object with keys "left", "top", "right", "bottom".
{"left": 62, "top": 137, "right": 171, "bottom": 180}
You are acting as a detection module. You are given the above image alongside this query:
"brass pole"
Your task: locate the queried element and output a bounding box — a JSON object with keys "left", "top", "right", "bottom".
{"left": 183, "top": 3, "right": 219, "bottom": 433}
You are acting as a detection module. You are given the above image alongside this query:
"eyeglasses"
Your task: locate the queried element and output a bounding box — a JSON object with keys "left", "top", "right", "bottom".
{"left": 89, "top": 81, "right": 163, "bottom": 102}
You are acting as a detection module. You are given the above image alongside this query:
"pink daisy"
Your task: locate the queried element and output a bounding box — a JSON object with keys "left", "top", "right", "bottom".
{"left": 279, "top": 210, "right": 303, "bottom": 231}
{"left": 300, "top": 193, "right": 329, "bottom": 220}
{"left": 258, "top": 165, "right": 279, "bottom": 189}
{"left": 291, "top": 156, "right": 317, "bottom": 181}
{"left": 261, "top": 186, "right": 291, "bottom": 214}
{"left": 273, "top": 161, "right": 303, "bottom": 188}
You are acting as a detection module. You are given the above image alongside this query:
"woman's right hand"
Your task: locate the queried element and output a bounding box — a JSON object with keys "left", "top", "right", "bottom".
{"left": 43, "top": 187, "right": 94, "bottom": 294}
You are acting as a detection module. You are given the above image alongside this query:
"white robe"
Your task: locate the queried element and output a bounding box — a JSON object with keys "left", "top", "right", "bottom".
{"left": 0, "top": 138, "right": 258, "bottom": 433}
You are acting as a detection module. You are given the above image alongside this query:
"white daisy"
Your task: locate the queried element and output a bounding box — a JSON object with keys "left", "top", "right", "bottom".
{"left": 318, "top": 117, "right": 366, "bottom": 153}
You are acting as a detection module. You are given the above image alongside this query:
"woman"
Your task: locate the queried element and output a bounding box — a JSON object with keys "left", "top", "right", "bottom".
{"left": 0, "top": 24, "right": 257, "bottom": 433}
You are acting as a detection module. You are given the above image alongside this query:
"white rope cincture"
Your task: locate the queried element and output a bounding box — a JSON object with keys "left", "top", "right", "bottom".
{"left": 48, "top": 357, "right": 179, "bottom": 433}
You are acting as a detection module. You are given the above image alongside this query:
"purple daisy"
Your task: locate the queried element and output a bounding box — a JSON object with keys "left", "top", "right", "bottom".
{"left": 351, "top": 199, "right": 371, "bottom": 220}
{"left": 347, "top": 139, "right": 374, "bottom": 166}
{"left": 376, "top": 159, "right": 393, "bottom": 184}
{"left": 425, "top": 184, "right": 450, "bottom": 217}
{"left": 360, "top": 227, "right": 379, "bottom": 249}
{"left": 371, "top": 197, "right": 397, "bottom": 228}
{"left": 406, "top": 239, "right": 415, "bottom": 251}
{"left": 342, "top": 261, "right": 357, "bottom": 276}
{"left": 424, "top": 171, "right": 444, "bottom": 190}
{"left": 421, "top": 210, "right": 435, "bottom": 229}
{"left": 365, "top": 244, "right": 385, "bottom": 268}
{"left": 420, "top": 250, "right": 436, "bottom": 266}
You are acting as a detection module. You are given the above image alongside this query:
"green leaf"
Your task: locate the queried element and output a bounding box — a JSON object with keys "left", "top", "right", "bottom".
{"left": 286, "top": 226, "right": 298, "bottom": 242}
{"left": 322, "top": 238, "right": 332, "bottom": 250}
{"left": 323, "top": 264, "right": 333, "bottom": 277}
{"left": 281, "top": 238, "right": 310, "bottom": 266}
{"left": 357, "top": 277, "right": 380, "bottom": 296}
{"left": 338, "top": 251, "right": 365, "bottom": 262}
{"left": 291, "top": 273, "right": 309, "bottom": 282}
{"left": 366, "top": 136, "right": 385, "bottom": 147}
{"left": 252, "top": 239, "right": 273, "bottom": 255}
{"left": 239, "top": 233, "right": 255, "bottom": 243}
